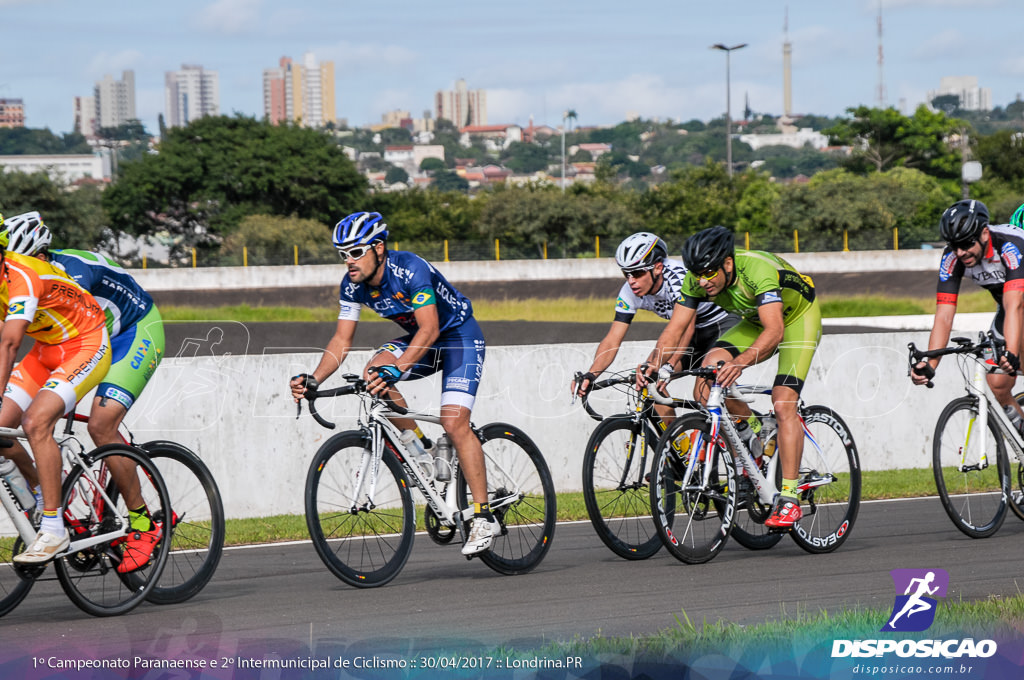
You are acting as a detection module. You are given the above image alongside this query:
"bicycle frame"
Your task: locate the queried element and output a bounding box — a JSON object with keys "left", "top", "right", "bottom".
{"left": 956, "top": 353, "right": 1024, "bottom": 471}
{"left": 0, "top": 425, "right": 128, "bottom": 556}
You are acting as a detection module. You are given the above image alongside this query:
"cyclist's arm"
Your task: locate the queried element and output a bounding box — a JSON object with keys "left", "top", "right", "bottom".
{"left": 641, "top": 302, "right": 696, "bottom": 385}
{"left": 912, "top": 303, "right": 956, "bottom": 384}
{"left": 0, "top": 319, "right": 29, "bottom": 396}
{"left": 291, "top": 318, "right": 357, "bottom": 400}
{"left": 575, "top": 321, "right": 629, "bottom": 395}
{"left": 663, "top": 314, "right": 697, "bottom": 371}
{"left": 1001, "top": 287, "right": 1024, "bottom": 370}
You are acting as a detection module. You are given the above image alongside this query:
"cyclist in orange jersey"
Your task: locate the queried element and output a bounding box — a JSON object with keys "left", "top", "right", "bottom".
{"left": 0, "top": 230, "right": 112, "bottom": 565}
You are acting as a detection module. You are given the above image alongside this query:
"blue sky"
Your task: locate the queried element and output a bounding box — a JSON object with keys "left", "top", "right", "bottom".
{"left": 2, "top": 0, "right": 1019, "bottom": 135}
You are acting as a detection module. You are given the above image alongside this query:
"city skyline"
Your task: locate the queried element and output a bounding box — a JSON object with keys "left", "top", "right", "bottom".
{"left": 2, "top": 0, "right": 1019, "bottom": 136}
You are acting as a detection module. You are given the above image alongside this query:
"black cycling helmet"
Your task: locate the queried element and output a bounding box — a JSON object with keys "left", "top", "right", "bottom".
{"left": 682, "top": 225, "right": 735, "bottom": 273}
{"left": 939, "top": 199, "right": 989, "bottom": 246}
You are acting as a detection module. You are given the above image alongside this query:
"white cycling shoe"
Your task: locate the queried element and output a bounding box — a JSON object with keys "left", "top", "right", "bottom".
{"left": 462, "top": 516, "right": 501, "bottom": 556}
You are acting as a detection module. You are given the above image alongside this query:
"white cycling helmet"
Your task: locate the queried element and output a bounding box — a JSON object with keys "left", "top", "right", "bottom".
{"left": 615, "top": 232, "right": 668, "bottom": 271}
{"left": 4, "top": 211, "right": 52, "bottom": 256}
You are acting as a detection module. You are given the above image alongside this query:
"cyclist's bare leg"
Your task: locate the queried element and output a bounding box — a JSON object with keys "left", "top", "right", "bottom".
{"left": 987, "top": 372, "right": 1023, "bottom": 417}
{"left": 20, "top": 391, "right": 66, "bottom": 511}
{"left": 772, "top": 385, "right": 803, "bottom": 480}
{"left": 653, "top": 402, "right": 675, "bottom": 429}
{"left": 440, "top": 404, "right": 487, "bottom": 504}
{"left": 87, "top": 396, "right": 144, "bottom": 510}
{"left": 0, "top": 399, "right": 36, "bottom": 487}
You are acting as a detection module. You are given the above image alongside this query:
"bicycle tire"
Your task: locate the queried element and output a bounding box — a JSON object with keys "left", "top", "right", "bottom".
{"left": 1009, "top": 393, "right": 1024, "bottom": 522}
{"left": 786, "top": 405, "right": 861, "bottom": 553}
{"left": 305, "top": 431, "right": 414, "bottom": 587}
{"left": 139, "top": 441, "right": 225, "bottom": 604}
{"left": 581, "top": 417, "right": 662, "bottom": 560}
{"left": 56, "top": 444, "right": 172, "bottom": 616}
{"left": 456, "top": 423, "right": 556, "bottom": 575}
{"left": 649, "top": 412, "right": 737, "bottom": 565}
{"left": 932, "top": 396, "right": 1010, "bottom": 538}
{"left": 0, "top": 535, "right": 35, "bottom": 617}
{"left": 729, "top": 429, "right": 784, "bottom": 551}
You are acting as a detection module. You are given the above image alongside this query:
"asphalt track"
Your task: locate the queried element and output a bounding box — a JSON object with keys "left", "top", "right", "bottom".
{"left": 2, "top": 498, "right": 1022, "bottom": 666}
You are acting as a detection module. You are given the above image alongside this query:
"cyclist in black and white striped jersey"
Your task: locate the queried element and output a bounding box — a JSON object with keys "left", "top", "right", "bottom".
{"left": 572, "top": 232, "right": 738, "bottom": 423}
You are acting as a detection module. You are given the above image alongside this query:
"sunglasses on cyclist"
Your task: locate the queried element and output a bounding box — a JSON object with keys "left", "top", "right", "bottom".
{"left": 337, "top": 243, "right": 377, "bottom": 261}
{"left": 696, "top": 268, "right": 721, "bottom": 282}
{"left": 622, "top": 267, "right": 654, "bottom": 280}
{"left": 948, "top": 238, "right": 978, "bottom": 252}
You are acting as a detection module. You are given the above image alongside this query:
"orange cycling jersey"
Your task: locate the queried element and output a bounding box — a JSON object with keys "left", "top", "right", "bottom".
{"left": 0, "top": 251, "right": 106, "bottom": 344}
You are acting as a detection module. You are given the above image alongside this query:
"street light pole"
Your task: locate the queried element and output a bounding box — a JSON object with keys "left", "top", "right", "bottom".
{"left": 711, "top": 42, "right": 747, "bottom": 178}
{"left": 561, "top": 110, "right": 567, "bottom": 193}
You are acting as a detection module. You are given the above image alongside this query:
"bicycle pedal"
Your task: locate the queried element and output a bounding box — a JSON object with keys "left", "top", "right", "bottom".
{"left": 767, "top": 525, "right": 793, "bottom": 534}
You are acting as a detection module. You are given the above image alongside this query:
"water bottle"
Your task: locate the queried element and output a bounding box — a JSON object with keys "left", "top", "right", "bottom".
{"left": 434, "top": 434, "right": 453, "bottom": 482}
{"left": 760, "top": 415, "right": 778, "bottom": 458}
{"left": 736, "top": 418, "right": 762, "bottom": 459}
{"left": 400, "top": 430, "right": 434, "bottom": 479}
{"left": 0, "top": 457, "right": 35, "bottom": 510}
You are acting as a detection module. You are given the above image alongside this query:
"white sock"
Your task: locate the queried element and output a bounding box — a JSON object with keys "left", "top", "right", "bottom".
{"left": 39, "top": 509, "right": 64, "bottom": 537}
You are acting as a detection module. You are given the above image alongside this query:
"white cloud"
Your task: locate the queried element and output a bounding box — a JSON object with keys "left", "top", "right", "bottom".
{"left": 912, "top": 29, "right": 962, "bottom": 60}
{"left": 318, "top": 41, "right": 418, "bottom": 72}
{"left": 195, "top": 0, "right": 263, "bottom": 35}
{"left": 881, "top": 0, "right": 1000, "bottom": 7}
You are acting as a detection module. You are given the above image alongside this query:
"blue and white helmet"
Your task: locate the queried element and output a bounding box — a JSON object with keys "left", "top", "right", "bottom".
{"left": 332, "top": 211, "right": 388, "bottom": 249}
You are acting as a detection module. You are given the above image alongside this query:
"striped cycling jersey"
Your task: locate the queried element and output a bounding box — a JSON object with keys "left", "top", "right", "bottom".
{"left": 614, "top": 258, "right": 730, "bottom": 329}
{"left": 0, "top": 252, "right": 106, "bottom": 344}
{"left": 50, "top": 249, "right": 154, "bottom": 338}
{"left": 935, "top": 223, "right": 1024, "bottom": 307}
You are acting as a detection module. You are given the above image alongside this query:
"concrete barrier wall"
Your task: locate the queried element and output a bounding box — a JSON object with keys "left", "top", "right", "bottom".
{"left": 127, "top": 250, "right": 942, "bottom": 291}
{"left": 106, "top": 326, "right": 978, "bottom": 521}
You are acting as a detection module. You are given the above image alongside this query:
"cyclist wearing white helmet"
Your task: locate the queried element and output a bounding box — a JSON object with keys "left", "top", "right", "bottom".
{"left": 3, "top": 210, "right": 166, "bottom": 571}
{"left": 290, "top": 211, "right": 499, "bottom": 555}
{"left": 572, "top": 232, "right": 737, "bottom": 425}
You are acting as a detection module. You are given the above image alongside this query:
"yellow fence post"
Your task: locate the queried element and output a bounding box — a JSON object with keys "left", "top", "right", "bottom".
{"left": 444, "top": 239, "right": 449, "bottom": 262}
{"left": 192, "top": 248, "right": 196, "bottom": 268}
{"left": 543, "top": 241, "right": 548, "bottom": 260}
{"left": 495, "top": 239, "right": 500, "bottom": 261}
{"left": 893, "top": 227, "right": 899, "bottom": 251}
{"left": 793, "top": 230, "right": 799, "bottom": 254}
{"left": 294, "top": 245, "right": 299, "bottom": 266}
{"left": 595, "top": 236, "right": 600, "bottom": 258}
{"left": 142, "top": 255, "right": 147, "bottom": 269}
{"left": 843, "top": 229, "right": 849, "bottom": 252}
{"left": 243, "top": 247, "right": 248, "bottom": 267}
{"left": 744, "top": 231, "right": 750, "bottom": 250}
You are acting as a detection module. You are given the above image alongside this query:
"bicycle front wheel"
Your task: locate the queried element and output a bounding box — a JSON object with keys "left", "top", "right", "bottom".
{"left": 457, "top": 423, "right": 556, "bottom": 575}
{"left": 933, "top": 396, "right": 1010, "bottom": 538}
{"left": 789, "top": 405, "right": 861, "bottom": 554}
{"left": 305, "top": 432, "right": 414, "bottom": 587}
{"left": 0, "top": 535, "right": 36, "bottom": 617}
{"left": 649, "top": 412, "right": 737, "bottom": 565}
{"left": 581, "top": 418, "right": 661, "bottom": 560}
{"left": 56, "top": 444, "right": 172, "bottom": 616}
{"left": 139, "top": 441, "right": 225, "bottom": 604}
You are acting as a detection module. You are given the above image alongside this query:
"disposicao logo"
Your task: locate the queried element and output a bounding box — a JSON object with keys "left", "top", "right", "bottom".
{"left": 882, "top": 568, "right": 948, "bottom": 632}
{"left": 831, "top": 568, "right": 998, "bottom": 660}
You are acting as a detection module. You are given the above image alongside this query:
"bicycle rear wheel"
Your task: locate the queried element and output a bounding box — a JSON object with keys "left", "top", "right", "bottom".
{"left": 581, "top": 418, "right": 661, "bottom": 560}
{"left": 305, "top": 432, "right": 414, "bottom": 587}
{"left": 457, "top": 423, "right": 556, "bottom": 575}
{"left": 1009, "top": 393, "right": 1024, "bottom": 522}
{"left": 788, "top": 405, "right": 861, "bottom": 553}
{"left": 56, "top": 444, "right": 171, "bottom": 616}
{"left": 139, "top": 441, "right": 224, "bottom": 604}
{"left": 649, "top": 412, "right": 736, "bottom": 565}
{"left": 933, "top": 396, "right": 1010, "bottom": 538}
{"left": 0, "top": 535, "right": 36, "bottom": 617}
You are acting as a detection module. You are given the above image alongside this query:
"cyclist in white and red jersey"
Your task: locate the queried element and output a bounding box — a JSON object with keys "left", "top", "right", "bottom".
{"left": 911, "top": 199, "right": 1024, "bottom": 430}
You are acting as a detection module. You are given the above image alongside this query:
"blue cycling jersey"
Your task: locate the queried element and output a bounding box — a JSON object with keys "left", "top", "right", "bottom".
{"left": 338, "top": 250, "right": 473, "bottom": 333}
{"left": 50, "top": 249, "right": 154, "bottom": 337}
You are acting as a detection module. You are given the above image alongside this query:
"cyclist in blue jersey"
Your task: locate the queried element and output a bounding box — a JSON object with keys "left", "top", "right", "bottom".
{"left": 290, "top": 211, "right": 498, "bottom": 555}
{"left": 4, "top": 211, "right": 166, "bottom": 571}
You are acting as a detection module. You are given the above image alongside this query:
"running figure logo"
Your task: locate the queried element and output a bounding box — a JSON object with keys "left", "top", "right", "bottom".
{"left": 882, "top": 568, "right": 949, "bottom": 632}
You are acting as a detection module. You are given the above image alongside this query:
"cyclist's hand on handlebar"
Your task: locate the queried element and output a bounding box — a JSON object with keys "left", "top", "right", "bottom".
{"left": 655, "top": 362, "right": 675, "bottom": 393}
{"left": 1000, "top": 351, "right": 1020, "bottom": 376}
{"left": 290, "top": 373, "right": 319, "bottom": 402}
{"left": 910, "top": 361, "right": 935, "bottom": 386}
{"left": 572, "top": 371, "right": 597, "bottom": 399}
{"left": 635, "top": 362, "right": 655, "bottom": 390}
{"left": 367, "top": 364, "right": 403, "bottom": 395}
{"left": 712, "top": 360, "right": 744, "bottom": 388}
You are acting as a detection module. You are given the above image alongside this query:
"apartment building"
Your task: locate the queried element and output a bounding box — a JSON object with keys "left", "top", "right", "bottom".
{"left": 926, "top": 76, "right": 992, "bottom": 112}
{"left": 262, "top": 53, "right": 336, "bottom": 127}
{"left": 165, "top": 64, "right": 220, "bottom": 128}
{"left": 94, "top": 71, "right": 137, "bottom": 129}
{"left": 0, "top": 99, "right": 25, "bottom": 128}
{"left": 435, "top": 79, "right": 487, "bottom": 128}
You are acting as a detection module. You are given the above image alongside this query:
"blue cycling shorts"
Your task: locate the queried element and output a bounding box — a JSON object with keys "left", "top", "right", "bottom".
{"left": 374, "top": 317, "right": 485, "bottom": 410}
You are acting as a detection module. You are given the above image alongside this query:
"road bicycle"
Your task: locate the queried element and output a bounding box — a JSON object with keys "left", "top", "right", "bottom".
{"left": 909, "top": 333, "right": 1024, "bottom": 538}
{"left": 0, "top": 421, "right": 172, "bottom": 616}
{"left": 575, "top": 369, "right": 700, "bottom": 560}
{"left": 647, "top": 366, "right": 861, "bottom": 564}
{"left": 0, "top": 412, "right": 224, "bottom": 614}
{"left": 299, "top": 373, "right": 556, "bottom": 588}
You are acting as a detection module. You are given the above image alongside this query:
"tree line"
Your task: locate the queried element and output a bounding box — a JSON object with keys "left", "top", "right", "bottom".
{"left": 0, "top": 102, "right": 1021, "bottom": 265}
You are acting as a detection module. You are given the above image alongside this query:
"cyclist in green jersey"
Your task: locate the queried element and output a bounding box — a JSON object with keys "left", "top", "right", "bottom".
{"left": 639, "top": 225, "right": 822, "bottom": 530}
